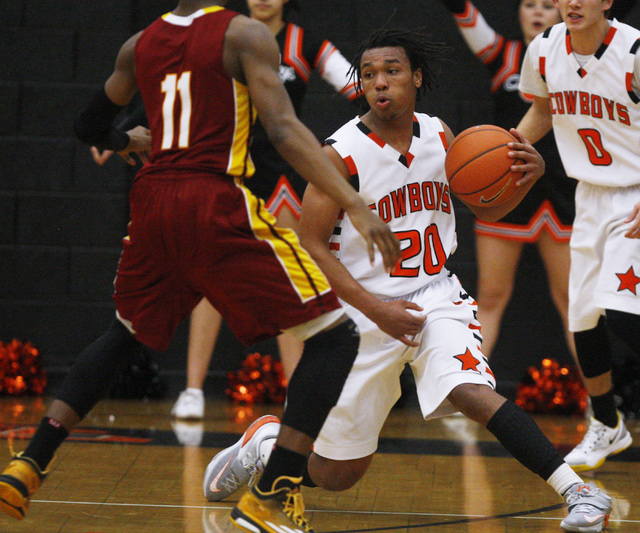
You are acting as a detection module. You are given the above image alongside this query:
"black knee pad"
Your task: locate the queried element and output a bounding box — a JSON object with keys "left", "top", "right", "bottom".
{"left": 574, "top": 317, "right": 613, "bottom": 378}
{"left": 606, "top": 309, "right": 640, "bottom": 357}
{"left": 282, "top": 318, "right": 360, "bottom": 438}
{"left": 57, "top": 319, "right": 142, "bottom": 418}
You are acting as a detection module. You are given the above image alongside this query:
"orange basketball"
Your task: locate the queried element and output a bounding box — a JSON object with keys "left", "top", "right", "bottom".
{"left": 445, "top": 125, "right": 523, "bottom": 207}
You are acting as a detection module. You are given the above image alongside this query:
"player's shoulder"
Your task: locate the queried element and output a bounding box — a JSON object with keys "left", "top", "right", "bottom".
{"left": 226, "top": 11, "right": 272, "bottom": 46}
{"left": 613, "top": 18, "right": 640, "bottom": 42}
{"left": 528, "top": 21, "right": 566, "bottom": 52}
{"left": 327, "top": 115, "right": 360, "bottom": 137}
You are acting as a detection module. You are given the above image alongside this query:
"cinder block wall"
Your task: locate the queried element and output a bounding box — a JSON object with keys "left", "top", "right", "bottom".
{"left": 3, "top": 1, "right": 638, "bottom": 395}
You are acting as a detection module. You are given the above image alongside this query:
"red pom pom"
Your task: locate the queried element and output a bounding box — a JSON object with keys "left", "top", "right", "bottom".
{"left": 515, "top": 358, "right": 587, "bottom": 416}
{"left": 226, "top": 352, "right": 287, "bottom": 404}
{"left": 0, "top": 340, "right": 47, "bottom": 396}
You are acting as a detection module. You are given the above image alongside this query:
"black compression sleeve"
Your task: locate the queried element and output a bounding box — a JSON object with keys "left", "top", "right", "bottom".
{"left": 116, "top": 103, "right": 148, "bottom": 130}
{"left": 441, "top": 0, "right": 467, "bottom": 14}
{"left": 74, "top": 87, "right": 130, "bottom": 151}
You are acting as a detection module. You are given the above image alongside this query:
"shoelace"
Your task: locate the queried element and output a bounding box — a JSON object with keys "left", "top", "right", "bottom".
{"left": 566, "top": 487, "right": 607, "bottom": 514}
{"left": 242, "top": 452, "right": 263, "bottom": 488}
{"left": 283, "top": 490, "right": 311, "bottom": 530}
{"left": 219, "top": 472, "right": 245, "bottom": 493}
{"left": 574, "top": 422, "right": 607, "bottom": 452}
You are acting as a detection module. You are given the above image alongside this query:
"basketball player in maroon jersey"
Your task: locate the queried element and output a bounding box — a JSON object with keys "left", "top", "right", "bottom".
{"left": 0, "top": 1, "right": 401, "bottom": 531}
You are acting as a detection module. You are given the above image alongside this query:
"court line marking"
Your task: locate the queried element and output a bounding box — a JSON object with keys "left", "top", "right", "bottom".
{"left": 31, "top": 499, "right": 639, "bottom": 525}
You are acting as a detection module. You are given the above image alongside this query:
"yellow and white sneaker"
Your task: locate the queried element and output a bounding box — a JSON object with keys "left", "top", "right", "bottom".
{"left": 564, "top": 411, "right": 632, "bottom": 472}
{"left": 231, "top": 475, "right": 312, "bottom": 533}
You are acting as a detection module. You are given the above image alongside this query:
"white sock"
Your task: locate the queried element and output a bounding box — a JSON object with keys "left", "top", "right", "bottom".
{"left": 547, "top": 464, "right": 583, "bottom": 496}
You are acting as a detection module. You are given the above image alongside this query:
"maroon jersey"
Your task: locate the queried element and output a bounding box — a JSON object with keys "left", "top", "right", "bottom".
{"left": 134, "top": 6, "right": 255, "bottom": 178}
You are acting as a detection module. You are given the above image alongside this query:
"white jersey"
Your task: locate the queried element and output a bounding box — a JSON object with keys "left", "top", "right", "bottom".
{"left": 520, "top": 19, "right": 640, "bottom": 187}
{"left": 326, "top": 113, "right": 457, "bottom": 298}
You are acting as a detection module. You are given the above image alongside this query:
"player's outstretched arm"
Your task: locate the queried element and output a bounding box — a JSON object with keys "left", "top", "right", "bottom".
{"left": 224, "top": 16, "right": 400, "bottom": 271}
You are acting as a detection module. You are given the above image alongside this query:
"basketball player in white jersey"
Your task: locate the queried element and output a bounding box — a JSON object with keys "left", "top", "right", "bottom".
{"left": 204, "top": 26, "right": 613, "bottom": 532}
{"left": 518, "top": 0, "right": 640, "bottom": 475}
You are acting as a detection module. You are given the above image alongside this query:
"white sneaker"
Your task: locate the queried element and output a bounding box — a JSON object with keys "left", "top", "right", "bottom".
{"left": 171, "top": 421, "right": 204, "bottom": 446}
{"left": 203, "top": 414, "right": 280, "bottom": 501}
{"left": 564, "top": 411, "right": 632, "bottom": 472}
{"left": 561, "top": 483, "right": 612, "bottom": 532}
{"left": 171, "top": 388, "right": 205, "bottom": 419}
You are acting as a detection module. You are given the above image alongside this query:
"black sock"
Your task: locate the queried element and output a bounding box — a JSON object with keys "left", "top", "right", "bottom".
{"left": 487, "top": 400, "right": 564, "bottom": 480}
{"left": 300, "top": 461, "right": 317, "bottom": 488}
{"left": 590, "top": 390, "right": 618, "bottom": 428}
{"left": 257, "top": 445, "right": 308, "bottom": 492}
{"left": 23, "top": 417, "right": 69, "bottom": 471}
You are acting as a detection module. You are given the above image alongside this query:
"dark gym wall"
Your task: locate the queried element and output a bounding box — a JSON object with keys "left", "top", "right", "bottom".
{"left": 2, "top": 1, "right": 639, "bottom": 396}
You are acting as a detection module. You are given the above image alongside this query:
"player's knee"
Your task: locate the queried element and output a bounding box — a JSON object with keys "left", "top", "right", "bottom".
{"left": 448, "top": 383, "right": 505, "bottom": 425}
{"left": 606, "top": 309, "right": 640, "bottom": 356}
{"left": 477, "top": 283, "right": 513, "bottom": 309}
{"left": 308, "top": 453, "right": 371, "bottom": 491}
{"left": 282, "top": 318, "right": 359, "bottom": 437}
{"left": 574, "top": 317, "right": 613, "bottom": 378}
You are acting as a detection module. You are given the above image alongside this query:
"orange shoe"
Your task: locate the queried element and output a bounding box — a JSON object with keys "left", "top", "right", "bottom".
{"left": 0, "top": 453, "right": 47, "bottom": 520}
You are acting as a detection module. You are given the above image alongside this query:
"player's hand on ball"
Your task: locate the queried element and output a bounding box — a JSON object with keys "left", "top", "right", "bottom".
{"left": 507, "top": 128, "right": 545, "bottom": 186}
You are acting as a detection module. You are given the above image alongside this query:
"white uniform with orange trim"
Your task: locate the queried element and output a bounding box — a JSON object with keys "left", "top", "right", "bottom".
{"left": 520, "top": 19, "right": 640, "bottom": 331}
{"left": 313, "top": 114, "right": 496, "bottom": 461}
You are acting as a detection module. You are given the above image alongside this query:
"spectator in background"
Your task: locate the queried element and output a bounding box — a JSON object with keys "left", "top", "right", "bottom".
{"left": 439, "top": 0, "right": 579, "bottom": 367}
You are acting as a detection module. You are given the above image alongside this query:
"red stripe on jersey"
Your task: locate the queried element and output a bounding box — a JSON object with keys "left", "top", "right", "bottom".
{"left": 474, "top": 200, "right": 572, "bottom": 242}
{"left": 539, "top": 56, "right": 546, "bottom": 78}
{"left": 565, "top": 32, "right": 572, "bottom": 54}
{"left": 284, "top": 23, "right": 311, "bottom": 82}
{"left": 454, "top": 1, "right": 478, "bottom": 28}
{"left": 438, "top": 131, "right": 448, "bottom": 150}
{"left": 603, "top": 25, "right": 617, "bottom": 46}
{"left": 315, "top": 40, "right": 336, "bottom": 72}
{"left": 478, "top": 35, "right": 504, "bottom": 65}
{"left": 329, "top": 242, "right": 340, "bottom": 251}
{"left": 492, "top": 40, "right": 521, "bottom": 93}
{"left": 367, "top": 130, "right": 386, "bottom": 148}
{"left": 626, "top": 71, "right": 634, "bottom": 92}
{"left": 344, "top": 155, "right": 358, "bottom": 176}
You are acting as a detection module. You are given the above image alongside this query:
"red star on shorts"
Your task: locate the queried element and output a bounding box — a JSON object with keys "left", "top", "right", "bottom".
{"left": 454, "top": 348, "right": 480, "bottom": 371}
{"left": 616, "top": 266, "right": 640, "bottom": 295}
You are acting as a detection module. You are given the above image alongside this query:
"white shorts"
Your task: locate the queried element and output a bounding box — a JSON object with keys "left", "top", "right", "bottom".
{"left": 313, "top": 271, "right": 496, "bottom": 461}
{"left": 569, "top": 182, "right": 640, "bottom": 332}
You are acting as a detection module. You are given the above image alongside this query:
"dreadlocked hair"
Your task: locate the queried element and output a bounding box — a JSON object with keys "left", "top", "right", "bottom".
{"left": 348, "top": 27, "right": 451, "bottom": 101}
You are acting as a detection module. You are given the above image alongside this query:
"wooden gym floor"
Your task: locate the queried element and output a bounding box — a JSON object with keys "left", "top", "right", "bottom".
{"left": 0, "top": 396, "right": 638, "bottom": 533}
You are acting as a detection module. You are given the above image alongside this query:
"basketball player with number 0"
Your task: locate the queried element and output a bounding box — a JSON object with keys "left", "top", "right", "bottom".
{"left": 518, "top": 0, "right": 640, "bottom": 474}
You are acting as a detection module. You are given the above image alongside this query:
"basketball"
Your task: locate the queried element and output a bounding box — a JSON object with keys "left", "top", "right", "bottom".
{"left": 445, "top": 125, "right": 523, "bottom": 207}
